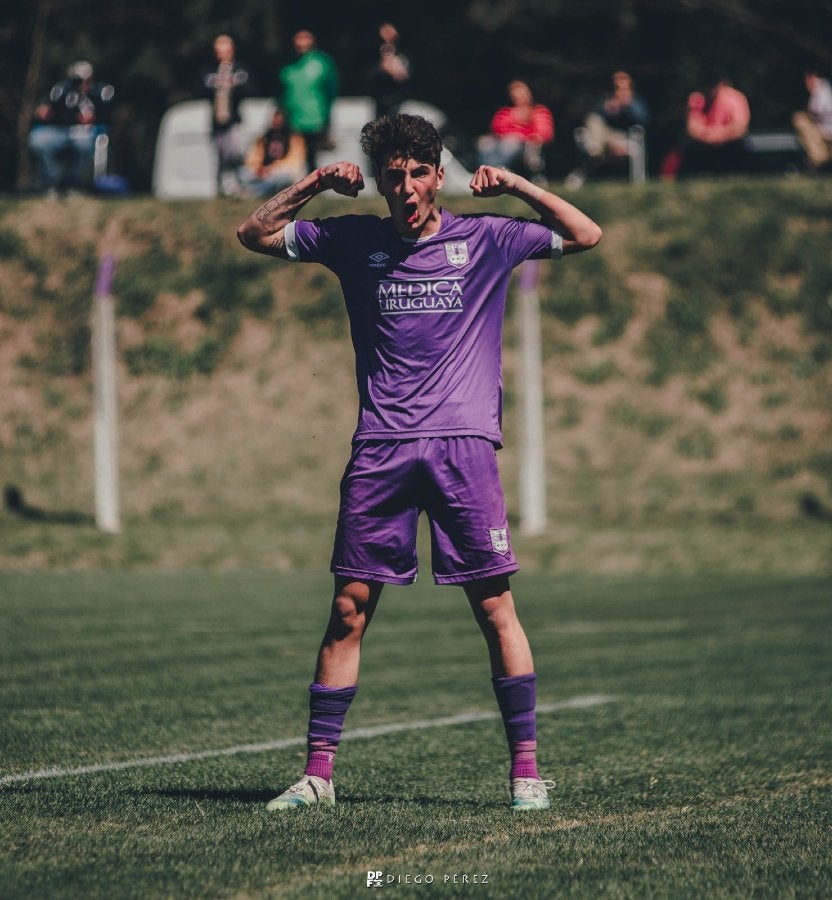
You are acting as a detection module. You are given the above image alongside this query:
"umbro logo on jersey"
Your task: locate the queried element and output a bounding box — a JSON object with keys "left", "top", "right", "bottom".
{"left": 368, "top": 251, "right": 390, "bottom": 268}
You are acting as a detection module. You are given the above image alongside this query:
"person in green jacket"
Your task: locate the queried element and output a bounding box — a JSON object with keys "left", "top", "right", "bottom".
{"left": 279, "top": 30, "right": 339, "bottom": 173}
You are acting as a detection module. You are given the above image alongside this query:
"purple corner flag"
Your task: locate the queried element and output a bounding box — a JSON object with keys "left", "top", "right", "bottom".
{"left": 95, "top": 254, "right": 117, "bottom": 297}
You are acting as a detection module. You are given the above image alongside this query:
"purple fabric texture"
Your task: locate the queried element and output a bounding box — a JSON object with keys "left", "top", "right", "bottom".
{"left": 303, "top": 682, "right": 358, "bottom": 780}
{"left": 330, "top": 436, "right": 517, "bottom": 584}
{"left": 492, "top": 673, "right": 537, "bottom": 743}
{"left": 492, "top": 673, "right": 540, "bottom": 779}
{"left": 290, "top": 209, "right": 558, "bottom": 447}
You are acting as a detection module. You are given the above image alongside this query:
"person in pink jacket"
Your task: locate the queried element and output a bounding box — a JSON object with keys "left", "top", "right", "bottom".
{"left": 661, "top": 77, "right": 751, "bottom": 178}
{"left": 478, "top": 80, "right": 554, "bottom": 183}
{"left": 686, "top": 79, "right": 750, "bottom": 144}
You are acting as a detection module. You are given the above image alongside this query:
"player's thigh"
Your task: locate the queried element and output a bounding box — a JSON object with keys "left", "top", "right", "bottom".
{"left": 331, "top": 440, "right": 421, "bottom": 583}
{"left": 422, "top": 437, "right": 516, "bottom": 583}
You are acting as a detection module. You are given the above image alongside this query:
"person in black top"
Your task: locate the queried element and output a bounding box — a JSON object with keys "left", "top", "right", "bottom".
{"left": 368, "top": 23, "right": 411, "bottom": 119}
{"left": 201, "top": 34, "right": 253, "bottom": 195}
{"left": 28, "top": 60, "right": 114, "bottom": 194}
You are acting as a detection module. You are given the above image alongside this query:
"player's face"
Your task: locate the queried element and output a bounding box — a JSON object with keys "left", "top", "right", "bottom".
{"left": 377, "top": 156, "right": 444, "bottom": 237}
{"left": 214, "top": 36, "right": 234, "bottom": 63}
{"left": 293, "top": 31, "right": 315, "bottom": 55}
{"left": 508, "top": 80, "right": 533, "bottom": 106}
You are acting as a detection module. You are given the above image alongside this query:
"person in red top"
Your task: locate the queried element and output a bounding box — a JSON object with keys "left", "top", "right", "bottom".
{"left": 686, "top": 79, "right": 750, "bottom": 144}
{"left": 662, "top": 77, "right": 751, "bottom": 178}
{"left": 478, "top": 80, "right": 554, "bottom": 183}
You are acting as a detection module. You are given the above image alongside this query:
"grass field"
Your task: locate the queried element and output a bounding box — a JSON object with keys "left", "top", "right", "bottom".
{"left": 1, "top": 570, "right": 830, "bottom": 897}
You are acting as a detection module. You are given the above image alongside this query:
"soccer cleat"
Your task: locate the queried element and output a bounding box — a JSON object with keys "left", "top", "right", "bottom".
{"left": 510, "top": 777, "right": 555, "bottom": 811}
{"left": 266, "top": 775, "right": 335, "bottom": 811}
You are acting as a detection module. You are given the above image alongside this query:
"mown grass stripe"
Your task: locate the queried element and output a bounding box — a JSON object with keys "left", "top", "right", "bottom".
{"left": 0, "top": 694, "right": 613, "bottom": 785}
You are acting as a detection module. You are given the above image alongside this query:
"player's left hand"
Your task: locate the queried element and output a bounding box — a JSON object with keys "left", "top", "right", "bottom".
{"left": 469, "top": 165, "right": 517, "bottom": 197}
{"left": 317, "top": 162, "right": 365, "bottom": 197}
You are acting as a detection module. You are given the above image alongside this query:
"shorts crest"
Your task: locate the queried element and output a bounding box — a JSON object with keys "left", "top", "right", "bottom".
{"left": 489, "top": 527, "right": 509, "bottom": 555}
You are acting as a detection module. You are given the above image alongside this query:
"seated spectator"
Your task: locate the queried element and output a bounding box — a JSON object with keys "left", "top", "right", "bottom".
{"left": 477, "top": 80, "right": 554, "bottom": 184}
{"left": 28, "top": 60, "right": 114, "bottom": 195}
{"left": 368, "top": 22, "right": 411, "bottom": 119}
{"left": 565, "top": 70, "right": 649, "bottom": 189}
{"left": 236, "top": 108, "right": 307, "bottom": 197}
{"left": 661, "top": 77, "right": 751, "bottom": 179}
{"left": 792, "top": 69, "right": 832, "bottom": 171}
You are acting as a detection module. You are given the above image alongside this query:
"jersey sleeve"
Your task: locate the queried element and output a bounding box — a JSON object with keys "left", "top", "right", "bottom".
{"left": 483, "top": 215, "right": 562, "bottom": 268}
{"left": 283, "top": 218, "right": 341, "bottom": 267}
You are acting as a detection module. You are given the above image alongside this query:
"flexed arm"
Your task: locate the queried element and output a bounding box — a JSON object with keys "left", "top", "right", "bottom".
{"left": 470, "top": 165, "right": 602, "bottom": 255}
{"left": 237, "top": 162, "right": 364, "bottom": 258}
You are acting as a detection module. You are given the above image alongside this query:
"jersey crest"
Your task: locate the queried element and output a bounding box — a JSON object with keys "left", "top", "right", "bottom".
{"left": 444, "top": 241, "right": 469, "bottom": 268}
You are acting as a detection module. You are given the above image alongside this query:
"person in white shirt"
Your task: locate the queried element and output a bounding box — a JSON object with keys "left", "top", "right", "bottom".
{"left": 793, "top": 69, "right": 832, "bottom": 170}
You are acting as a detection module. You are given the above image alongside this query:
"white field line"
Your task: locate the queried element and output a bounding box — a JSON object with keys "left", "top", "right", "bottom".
{"left": 0, "top": 694, "right": 614, "bottom": 786}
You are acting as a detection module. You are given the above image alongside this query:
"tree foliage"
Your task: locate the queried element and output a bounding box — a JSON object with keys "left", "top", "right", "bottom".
{"left": 1, "top": 0, "right": 829, "bottom": 191}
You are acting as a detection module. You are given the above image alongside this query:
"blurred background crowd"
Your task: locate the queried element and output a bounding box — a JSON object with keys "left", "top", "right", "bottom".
{"left": 3, "top": 0, "right": 830, "bottom": 195}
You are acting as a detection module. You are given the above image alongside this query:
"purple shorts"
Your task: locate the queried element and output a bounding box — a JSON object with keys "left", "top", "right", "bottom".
{"left": 330, "top": 436, "right": 518, "bottom": 585}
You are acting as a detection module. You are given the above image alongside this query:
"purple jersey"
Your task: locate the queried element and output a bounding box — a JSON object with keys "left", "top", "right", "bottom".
{"left": 285, "top": 208, "right": 561, "bottom": 445}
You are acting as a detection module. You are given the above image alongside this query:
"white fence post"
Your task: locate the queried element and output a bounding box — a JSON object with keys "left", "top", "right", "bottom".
{"left": 92, "top": 254, "right": 120, "bottom": 534}
{"left": 516, "top": 259, "right": 547, "bottom": 536}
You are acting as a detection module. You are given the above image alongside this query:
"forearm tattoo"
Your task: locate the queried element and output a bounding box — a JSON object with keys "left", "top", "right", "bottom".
{"left": 255, "top": 183, "right": 305, "bottom": 223}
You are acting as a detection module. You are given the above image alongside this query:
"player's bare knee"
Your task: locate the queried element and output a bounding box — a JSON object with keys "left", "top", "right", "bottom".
{"left": 326, "top": 595, "right": 363, "bottom": 637}
{"left": 481, "top": 601, "right": 521, "bottom": 636}
{"left": 334, "top": 578, "right": 376, "bottom": 605}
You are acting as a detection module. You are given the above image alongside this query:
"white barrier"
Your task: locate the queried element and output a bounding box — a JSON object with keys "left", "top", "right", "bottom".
{"left": 152, "top": 96, "right": 474, "bottom": 199}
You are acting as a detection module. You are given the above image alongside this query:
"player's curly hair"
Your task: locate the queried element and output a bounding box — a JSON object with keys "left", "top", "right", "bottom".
{"left": 360, "top": 114, "right": 443, "bottom": 175}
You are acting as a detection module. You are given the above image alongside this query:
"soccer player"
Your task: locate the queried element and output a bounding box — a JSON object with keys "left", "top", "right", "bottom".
{"left": 237, "top": 114, "right": 602, "bottom": 812}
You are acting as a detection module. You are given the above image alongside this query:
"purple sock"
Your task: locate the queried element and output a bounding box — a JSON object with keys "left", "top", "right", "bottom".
{"left": 303, "top": 683, "right": 357, "bottom": 781}
{"left": 492, "top": 673, "right": 540, "bottom": 780}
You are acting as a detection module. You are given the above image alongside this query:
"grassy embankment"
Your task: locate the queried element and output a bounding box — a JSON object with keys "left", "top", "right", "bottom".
{"left": 0, "top": 178, "right": 830, "bottom": 572}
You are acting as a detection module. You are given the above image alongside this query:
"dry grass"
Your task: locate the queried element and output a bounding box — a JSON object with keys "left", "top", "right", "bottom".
{"left": 0, "top": 184, "right": 830, "bottom": 572}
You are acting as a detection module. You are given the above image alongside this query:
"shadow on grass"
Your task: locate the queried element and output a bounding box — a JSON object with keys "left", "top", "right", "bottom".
{"left": 132, "top": 787, "right": 502, "bottom": 810}
{"left": 131, "top": 787, "right": 276, "bottom": 805}
{"left": 341, "top": 794, "right": 504, "bottom": 810}
{"left": 4, "top": 484, "right": 94, "bottom": 526}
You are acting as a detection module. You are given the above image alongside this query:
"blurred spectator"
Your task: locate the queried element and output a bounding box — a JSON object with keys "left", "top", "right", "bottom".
{"left": 28, "top": 60, "right": 114, "bottom": 195}
{"left": 661, "top": 77, "right": 751, "bottom": 179}
{"left": 201, "top": 34, "right": 253, "bottom": 196}
{"left": 279, "top": 30, "right": 339, "bottom": 172}
{"left": 368, "top": 22, "right": 411, "bottom": 119}
{"left": 236, "top": 107, "right": 307, "bottom": 197}
{"left": 565, "top": 70, "right": 649, "bottom": 189}
{"left": 477, "top": 80, "right": 554, "bottom": 184}
{"left": 792, "top": 69, "right": 832, "bottom": 171}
